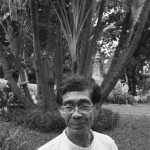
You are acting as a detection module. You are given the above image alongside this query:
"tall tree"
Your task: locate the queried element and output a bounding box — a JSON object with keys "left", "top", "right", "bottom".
{"left": 30, "top": 0, "right": 57, "bottom": 110}
{"left": 1, "top": 0, "right": 149, "bottom": 109}
{"left": 0, "top": 0, "right": 35, "bottom": 108}
{"left": 100, "top": 0, "right": 150, "bottom": 103}
{"left": 51, "top": 0, "right": 150, "bottom": 105}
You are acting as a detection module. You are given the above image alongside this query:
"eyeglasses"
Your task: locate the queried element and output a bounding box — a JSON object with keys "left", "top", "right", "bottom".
{"left": 60, "top": 105, "right": 94, "bottom": 114}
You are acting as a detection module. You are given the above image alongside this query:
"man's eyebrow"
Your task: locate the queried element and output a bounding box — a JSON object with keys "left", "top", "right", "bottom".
{"left": 63, "top": 99, "right": 91, "bottom": 105}
{"left": 78, "top": 99, "right": 91, "bottom": 104}
{"left": 63, "top": 100, "right": 74, "bottom": 105}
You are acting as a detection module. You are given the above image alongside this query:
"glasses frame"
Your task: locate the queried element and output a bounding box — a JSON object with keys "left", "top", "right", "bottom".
{"left": 60, "top": 105, "right": 94, "bottom": 114}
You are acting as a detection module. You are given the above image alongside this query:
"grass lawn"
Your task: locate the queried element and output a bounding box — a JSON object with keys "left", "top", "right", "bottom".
{"left": 102, "top": 104, "right": 150, "bottom": 116}
{"left": 105, "top": 115, "right": 150, "bottom": 150}
{"left": 0, "top": 114, "right": 150, "bottom": 150}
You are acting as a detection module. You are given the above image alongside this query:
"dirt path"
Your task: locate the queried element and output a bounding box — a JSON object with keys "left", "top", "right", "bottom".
{"left": 102, "top": 104, "right": 150, "bottom": 116}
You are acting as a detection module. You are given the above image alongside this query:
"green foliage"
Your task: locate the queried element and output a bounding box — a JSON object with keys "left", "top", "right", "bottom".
{"left": 4, "top": 109, "right": 26, "bottom": 125}
{"left": 4, "top": 109, "right": 66, "bottom": 133}
{"left": 0, "top": 84, "right": 24, "bottom": 110}
{"left": 92, "top": 108, "right": 120, "bottom": 132}
{"left": 0, "top": 128, "right": 27, "bottom": 150}
{"left": 24, "top": 110, "right": 65, "bottom": 133}
{"left": 50, "top": 0, "right": 93, "bottom": 64}
{"left": 3, "top": 108, "right": 119, "bottom": 133}
{"left": 107, "top": 88, "right": 135, "bottom": 104}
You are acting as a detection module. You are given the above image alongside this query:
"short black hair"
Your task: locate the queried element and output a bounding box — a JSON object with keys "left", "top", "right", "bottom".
{"left": 56, "top": 75, "right": 101, "bottom": 105}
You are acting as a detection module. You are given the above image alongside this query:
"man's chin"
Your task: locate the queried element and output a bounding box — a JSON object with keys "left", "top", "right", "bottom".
{"left": 68, "top": 125, "right": 89, "bottom": 134}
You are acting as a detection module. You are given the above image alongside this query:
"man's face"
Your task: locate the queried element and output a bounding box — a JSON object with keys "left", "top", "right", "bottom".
{"left": 59, "top": 90, "right": 96, "bottom": 135}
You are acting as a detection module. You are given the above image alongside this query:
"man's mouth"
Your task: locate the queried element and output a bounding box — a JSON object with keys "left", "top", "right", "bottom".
{"left": 71, "top": 122, "right": 85, "bottom": 125}
{"left": 70, "top": 123, "right": 85, "bottom": 128}
{"left": 72, "top": 124, "right": 83, "bottom": 126}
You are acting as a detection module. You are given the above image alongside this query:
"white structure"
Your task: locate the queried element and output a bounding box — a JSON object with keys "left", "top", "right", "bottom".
{"left": 92, "top": 51, "right": 104, "bottom": 86}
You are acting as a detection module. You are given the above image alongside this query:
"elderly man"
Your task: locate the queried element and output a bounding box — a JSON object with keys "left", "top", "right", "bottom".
{"left": 38, "top": 75, "right": 118, "bottom": 150}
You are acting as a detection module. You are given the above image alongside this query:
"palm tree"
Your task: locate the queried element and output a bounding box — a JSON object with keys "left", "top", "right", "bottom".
{"left": 50, "top": 0, "right": 95, "bottom": 74}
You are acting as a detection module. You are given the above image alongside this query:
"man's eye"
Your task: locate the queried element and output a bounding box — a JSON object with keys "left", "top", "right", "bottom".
{"left": 64, "top": 106, "right": 73, "bottom": 111}
{"left": 80, "top": 106, "right": 91, "bottom": 110}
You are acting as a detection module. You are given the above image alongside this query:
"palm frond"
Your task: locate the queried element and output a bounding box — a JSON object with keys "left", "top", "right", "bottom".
{"left": 50, "top": 0, "right": 95, "bottom": 63}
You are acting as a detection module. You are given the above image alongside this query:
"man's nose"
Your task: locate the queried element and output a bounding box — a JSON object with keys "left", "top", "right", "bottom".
{"left": 72, "top": 107, "right": 82, "bottom": 118}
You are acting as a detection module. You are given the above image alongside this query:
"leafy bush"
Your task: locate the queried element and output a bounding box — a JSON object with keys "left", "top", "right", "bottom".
{"left": 0, "top": 88, "right": 24, "bottom": 110}
{"left": 107, "top": 88, "right": 135, "bottom": 105}
{"left": 92, "top": 108, "right": 120, "bottom": 132}
{"left": 3, "top": 108, "right": 119, "bottom": 133}
{"left": 0, "top": 128, "right": 27, "bottom": 150}
{"left": 24, "top": 110, "right": 65, "bottom": 132}
{"left": 4, "top": 109, "right": 26, "bottom": 125}
{"left": 4, "top": 109, "right": 66, "bottom": 133}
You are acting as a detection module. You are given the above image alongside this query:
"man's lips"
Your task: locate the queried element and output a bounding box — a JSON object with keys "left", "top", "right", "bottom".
{"left": 70, "top": 123, "right": 86, "bottom": 127}
{"left": 72, "top": 124, "right": 84, "bottom": 126}
{"left": 71, "top": 125, "right": 85, "bottom": 130}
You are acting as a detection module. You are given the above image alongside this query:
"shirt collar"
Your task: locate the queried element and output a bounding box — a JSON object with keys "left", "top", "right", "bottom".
{"left": 62, "top": 128, "right": 94, "bottom": 150}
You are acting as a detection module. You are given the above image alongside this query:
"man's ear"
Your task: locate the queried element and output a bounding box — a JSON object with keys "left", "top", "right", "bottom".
{"left": 59, "top": 108, "right": 64, "bottom": 118}
{"left": 94, "top": 104, "right": 99, "bottom": 118}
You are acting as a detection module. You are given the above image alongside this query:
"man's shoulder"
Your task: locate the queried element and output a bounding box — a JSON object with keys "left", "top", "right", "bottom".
{"left": 93, "top": 131, "right": 115, "bottom": 143}
{"left": 37, "top": 134, "right": 63, "bottom": 150}
{"left": 93, "top": 131, "right": 118, "bottom": 149}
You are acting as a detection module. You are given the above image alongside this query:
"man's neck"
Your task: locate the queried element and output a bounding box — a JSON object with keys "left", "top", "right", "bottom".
{"left": 66, "top": 128, "right": 93, "bottom": 147}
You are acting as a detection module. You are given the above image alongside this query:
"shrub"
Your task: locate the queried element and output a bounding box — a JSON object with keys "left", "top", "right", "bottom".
{"left": 92, "top": 108, "right": 120, "bottom": 132}
{"left": 3, "top": 108, "right": 119, "bottom": 133}
{"left": 3, "top": 109, "right": 66, "bottom": 133}
{"left": 107, "top": 89, "right": 135, "bottom": 105}
{"left": 0, "top": 128, "right": 28, "bottom": 150}
{"left": 4, "top": 109, "right": 26, "bottom": 125}
{"left": 0, "top": 88, "right": 24, "bottom": 110}
{"left": 24, "top": 110, "right": 66, "bottom": 132}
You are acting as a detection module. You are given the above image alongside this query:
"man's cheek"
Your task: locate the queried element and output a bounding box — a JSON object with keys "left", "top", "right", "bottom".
{"left": 87, "top": 114, "right": 94, "bottom": 126}
{"left": 64, "top": 116, "right": 71, "bottom": 126}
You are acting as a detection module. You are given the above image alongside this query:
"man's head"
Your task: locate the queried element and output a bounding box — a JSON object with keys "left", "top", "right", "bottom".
{"left": 57, "top": 75, "right": 101, "bottom": 136}
{"left": 56, "top": 75, "right": 101, "bottom": 106}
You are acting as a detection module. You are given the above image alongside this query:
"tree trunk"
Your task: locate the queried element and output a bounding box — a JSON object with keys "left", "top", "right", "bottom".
{"left": 78, "top": 0, "right": 93, "bottom": 75}
{"left": 82, "top": 0, "right": 106, "bottom": 77}
{"left": 39, "top": 0, "right": 57, "bottom": 111}
{"left": 40, "top": 58, "right": 55, "bottom": 110}
{"left": 30, "top": 0, "right": 43, "bottom": 105}
{"left": 0, "top": 41, "right": 33, "bottom": 109}
{"left": 101, "top": 0, "right": 150, "bottom": 102}
{"left": 100, "top": 10, "right": 132, "bottom": 89}
{"left": 55, "top": 23, "right": 63, "bottom": 88}
{"left": 31, "top": 0, "right": 57, "bottom": 110}
{"left": 18, "top": 66, "right": 37, "bottom": 106}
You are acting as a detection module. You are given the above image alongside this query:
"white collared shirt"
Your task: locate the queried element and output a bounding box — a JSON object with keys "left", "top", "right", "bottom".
{"left": 37, "top": 129, "right": 118, "bottom": 150}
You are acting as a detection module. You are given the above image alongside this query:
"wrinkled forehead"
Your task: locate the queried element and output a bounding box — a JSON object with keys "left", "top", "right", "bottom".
{"left": 61, "top": 85, "right": 91, "bottom": 94}
{"left": 62, "top": 90, "right": 92, "bottom": 105}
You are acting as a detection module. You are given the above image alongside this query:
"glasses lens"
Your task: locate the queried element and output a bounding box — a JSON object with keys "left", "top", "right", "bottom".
{"left": 61, "top": 105, "right": 93, "bottom": 114}
{"left": 61, "top": 106, "right": 74, "bottom": 113}
{"left": 79, "top": 105, "right": 93, "bottom": 113}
